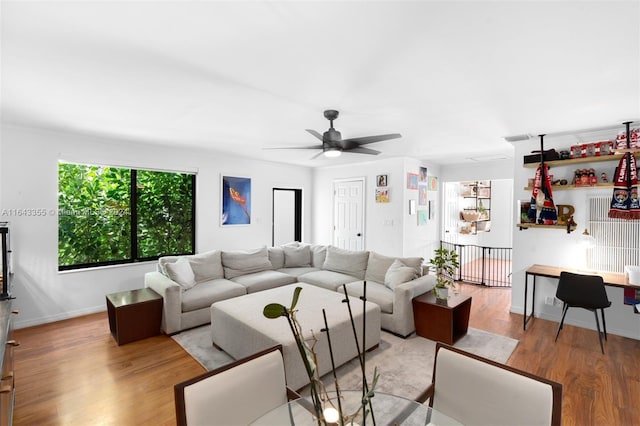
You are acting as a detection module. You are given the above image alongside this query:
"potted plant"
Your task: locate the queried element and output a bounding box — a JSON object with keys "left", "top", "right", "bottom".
{"left": 429, "top": 247, "right": 459, "bottom": 300}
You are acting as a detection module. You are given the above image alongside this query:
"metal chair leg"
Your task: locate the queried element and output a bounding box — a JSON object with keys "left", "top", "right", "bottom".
{"left": 600, "top": 308, "right": 608, "bottom": 341}
{"left": 555, "top": 304, "right": 569, "bottom": 342}
{"left": 594, "top": 310, "right": 605, "bottom": 354}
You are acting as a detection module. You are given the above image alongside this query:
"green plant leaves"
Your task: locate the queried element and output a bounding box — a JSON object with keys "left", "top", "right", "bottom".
{"left": 263, "top": 303, "right": 286, "bottom": 319}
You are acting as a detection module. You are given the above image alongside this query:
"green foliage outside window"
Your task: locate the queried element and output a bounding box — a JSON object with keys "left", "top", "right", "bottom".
{"left": 58, "top": 162, "right": 195, "bottom": 270}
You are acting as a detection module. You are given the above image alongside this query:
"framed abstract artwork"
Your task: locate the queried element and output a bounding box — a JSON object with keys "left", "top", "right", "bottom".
{"left": 221, "top": 175, "right": 251, "bottom": 226}
{"left": 407, "top": 173, "right": 419, "bottom": 190}
{"left": 419, "top": 166, "right": 428, "bottom": 183}
{"left": 418, "top": 185, "right": 428, "bottom": 206}
{"left": 428, "top": 175, "right": 438, "bottom": 191}
{"left": 376, "top": 174, "right": 388, "bottom": 187}
{"left": 418, "top": 209, "right": 428, "bottom": 226}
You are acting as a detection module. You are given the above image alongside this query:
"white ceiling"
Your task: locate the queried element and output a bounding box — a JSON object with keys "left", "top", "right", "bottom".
{"left": 1, "top": 1, "right": 639, "bottom": 167}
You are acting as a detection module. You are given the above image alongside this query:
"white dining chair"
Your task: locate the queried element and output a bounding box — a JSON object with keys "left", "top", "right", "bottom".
{"left": 418, "top": 343, "right": 563, "bottom": 426}
{"left": 174, "top": 345, "right": 300, "bottom": 426}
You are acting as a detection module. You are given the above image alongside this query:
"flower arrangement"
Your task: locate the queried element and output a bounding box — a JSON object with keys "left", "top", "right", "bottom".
{"left": 263, "top": 284, "right": 378, "bottom": 425}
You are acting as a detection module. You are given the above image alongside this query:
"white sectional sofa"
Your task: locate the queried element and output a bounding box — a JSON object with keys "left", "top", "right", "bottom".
{"left": 144, "top": 243, "right": 436, "bottom": 337}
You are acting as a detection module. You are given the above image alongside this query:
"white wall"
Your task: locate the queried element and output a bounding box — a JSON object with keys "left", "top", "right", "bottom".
{"left": 0, "top": 124, "right": 313, "bottom": 328}
{"left": 511, "top": 138, "right": 639, "bottom": 340}
{"left": 312, "top": 157, "right": 441, "bottom": 259}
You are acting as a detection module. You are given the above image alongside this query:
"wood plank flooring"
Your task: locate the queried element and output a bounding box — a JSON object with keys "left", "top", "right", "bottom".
{"left": 12, "top": 283, "right": 640, "bottom": 425}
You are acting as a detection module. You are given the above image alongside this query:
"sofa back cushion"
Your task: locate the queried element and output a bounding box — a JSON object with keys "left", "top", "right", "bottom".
{"left": 322, "top": 246, "right": 369, "bottom": 280}
{"left": 159, "top": 250, "right": 224, "bottom": 284}
{"left": 268, "top": 247, "right": 285, "bottom": 269}
{"left": 365, "top": 252, "right": 423, "bottom": 284}
{"left": 284, "top": 245, "right": 311, "bottom": 267}
{"left": 189, "top": 250, "right": 225, "bottom": 282}
{"left": 222, "top": 246, "right": 273, "bottom": 279}
{"left": 309, "top": 244, "right": 327, "bottom": 267}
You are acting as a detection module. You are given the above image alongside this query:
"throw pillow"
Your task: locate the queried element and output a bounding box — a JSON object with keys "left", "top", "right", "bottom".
{"left": 164, "top": 258, "right": 197, "bottom": 290}
{"left": 188, "top": 250, "right": 224, "bottom": 283}
{"left": 365, "top": 252, "right": 424, "bottom": 283}
{"left": 309, "top": 244, "right": 327, "bottom": 267}
{"left": 384, "top": 259, "right": 418, "bottom": 289}
{"left": 221, "top": 246, "right": 273, "bottom": 279}
{"left": 322, "top": 246, "right": 369, "bottom": 279}
{"left": 284, "top": 245, "right": 311, "bottom": 268}
{"left": 268, "top": 246, "right": 285, "bottom": 269}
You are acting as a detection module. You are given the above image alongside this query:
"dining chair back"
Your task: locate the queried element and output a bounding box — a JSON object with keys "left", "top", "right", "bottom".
{"left": 174, "top": 345, "right": 299, "bottom": 426}
{"left": 418, "top": 343, "right": 562, "bottom": 426}
{"left": 554, "top": 271, "right": 611, "bottom": 353}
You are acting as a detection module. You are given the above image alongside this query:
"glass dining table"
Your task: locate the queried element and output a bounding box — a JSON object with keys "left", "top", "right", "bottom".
{"left": 251, "top": 390, "right": 462, "bottom": 425}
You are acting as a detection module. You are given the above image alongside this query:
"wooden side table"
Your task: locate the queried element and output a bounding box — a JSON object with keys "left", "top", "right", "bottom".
{"left": 412, "top": 292, "right": 472, "bottom": 345}
{"left": 106, "top": 288, "right": 163, "bottom": 345}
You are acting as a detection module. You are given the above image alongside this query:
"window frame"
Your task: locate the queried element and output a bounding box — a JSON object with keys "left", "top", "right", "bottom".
{"left": 58, "top": 163, "right": 196, "bottom": 271}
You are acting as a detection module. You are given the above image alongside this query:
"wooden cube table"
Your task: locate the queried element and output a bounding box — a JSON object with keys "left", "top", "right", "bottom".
{"left": 106, "top": 288, "right": 163, "bottom": 345}
{"left": 412, "top": 292, "right": 472, "bottom": 345}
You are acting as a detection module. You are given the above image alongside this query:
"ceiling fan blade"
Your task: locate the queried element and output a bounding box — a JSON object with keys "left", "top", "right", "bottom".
{"left": 263, "top": 144, "right": 324, "bottom": 150}
{"left": 310, "top": 151, "right": 326, "bottom": 160}
{"left": 305, "top": 129, "right": 323, "bottom": 141}
{"left": 347, "top": 147, "right": 381, "bottom": 155}
{"left": 342, "top": 133, "right": 402, "bottom": 148}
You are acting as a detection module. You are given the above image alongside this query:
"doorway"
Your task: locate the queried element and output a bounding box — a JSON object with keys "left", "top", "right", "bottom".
{"left": 272, "top": 188, "right": 302, "bottom": 246}
{"left": 333, "top": 178, "right": 365, "bottom": 250}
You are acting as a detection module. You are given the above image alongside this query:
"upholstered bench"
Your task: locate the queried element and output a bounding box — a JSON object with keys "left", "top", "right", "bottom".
{"left": 210, "top": 283, "right": 381, "bottom": 390}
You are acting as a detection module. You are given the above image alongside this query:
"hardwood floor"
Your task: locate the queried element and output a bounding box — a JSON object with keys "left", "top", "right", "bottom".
{"left": 12, "top": 283, "right": 640, "bottom": 425}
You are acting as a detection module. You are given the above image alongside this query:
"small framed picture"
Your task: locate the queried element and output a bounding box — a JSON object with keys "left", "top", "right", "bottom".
{"left": 376, "top": 174, "right": 388, "bottom": 187}
{"left": 375, "top": 188, "right": 389, "bottom": 203}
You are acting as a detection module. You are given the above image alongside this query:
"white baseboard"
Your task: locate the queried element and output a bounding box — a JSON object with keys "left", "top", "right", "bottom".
{"left": 14, "top": 305, "right": 106, "bottom": 329}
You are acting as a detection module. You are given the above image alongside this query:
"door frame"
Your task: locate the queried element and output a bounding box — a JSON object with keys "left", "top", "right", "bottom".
{"left": 332, "top": 177, "right": 366, "bottom": 249}
{"left": 272, "top": 187, "right": 303, "bottom": 246}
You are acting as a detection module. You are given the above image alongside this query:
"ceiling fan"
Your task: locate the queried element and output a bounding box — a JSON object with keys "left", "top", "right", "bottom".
{"left": 266, "top": 110, "right": 402, "bottom": 159}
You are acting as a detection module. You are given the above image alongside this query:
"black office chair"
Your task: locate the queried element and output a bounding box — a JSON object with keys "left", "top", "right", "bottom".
{"left": 554, "top": 271, "right": 611, "bottom": 354}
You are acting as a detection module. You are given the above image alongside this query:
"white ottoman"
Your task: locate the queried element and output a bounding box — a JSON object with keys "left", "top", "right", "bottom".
{"left": 210, "top": 283, "right": 381, "bottom": 390}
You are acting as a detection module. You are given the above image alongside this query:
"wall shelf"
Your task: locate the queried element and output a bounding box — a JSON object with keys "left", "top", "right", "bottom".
{"left": 517, "top": 223, "right": 577, "bottom": 233}
{"left": 523, "top": 183, "right": 613, "bottom": 191}
{"left": 523, "top": 154, "right": 623, "bottom": 168}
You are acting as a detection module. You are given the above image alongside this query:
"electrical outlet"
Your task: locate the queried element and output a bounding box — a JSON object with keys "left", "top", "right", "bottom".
{"left": 545, "top": 296, "right": 554, "bottom": 306}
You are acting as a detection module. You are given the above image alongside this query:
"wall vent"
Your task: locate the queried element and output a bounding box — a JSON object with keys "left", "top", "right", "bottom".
{"left": 588, "top": 196, "right": 640, "bottom": 273}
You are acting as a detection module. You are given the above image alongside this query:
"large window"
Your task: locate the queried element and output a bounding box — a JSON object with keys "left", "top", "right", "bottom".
{"left": 58, "top": 162, "right": 195, "bottom": 270}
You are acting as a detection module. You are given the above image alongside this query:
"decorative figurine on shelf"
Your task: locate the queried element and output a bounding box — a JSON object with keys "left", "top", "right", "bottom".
{"left": 601, "top": 172, "right": 609, "bottom": 183}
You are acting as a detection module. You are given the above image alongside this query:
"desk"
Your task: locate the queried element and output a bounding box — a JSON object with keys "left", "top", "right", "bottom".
{"left": 252, "top": 390, "right": 462, "bottom": 425}
{"left": 523, "top": 264, "right": 637, "bottom": 330}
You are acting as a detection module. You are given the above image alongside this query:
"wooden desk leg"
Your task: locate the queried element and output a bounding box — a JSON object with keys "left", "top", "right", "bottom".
{"left": 524, "top": 273, "right": 537, "bottom": 330}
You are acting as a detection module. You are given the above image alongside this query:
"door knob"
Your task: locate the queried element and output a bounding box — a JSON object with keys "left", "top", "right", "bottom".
{"left": 357, "top": 233, "right": 362, "bottom": 237}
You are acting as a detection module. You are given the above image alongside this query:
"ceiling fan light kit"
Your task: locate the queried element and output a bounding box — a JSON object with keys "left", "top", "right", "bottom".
{"left": 266, "top": 109, "right": 402, "bottom": 159}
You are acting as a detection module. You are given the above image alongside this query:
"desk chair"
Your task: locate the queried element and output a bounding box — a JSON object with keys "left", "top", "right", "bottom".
{"left": 554, "top": 271, "right": 611, "bottom": 354}
{"left": 418, "top": 343, "right": 562, "bottom": 426}
{"left": 174, "top": 345, "right": 300, "bottom": 426}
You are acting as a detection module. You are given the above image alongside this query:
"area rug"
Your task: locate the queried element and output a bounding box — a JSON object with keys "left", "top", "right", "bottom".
{"left": 172, "top": 326, "right": 518, "bottom": 401}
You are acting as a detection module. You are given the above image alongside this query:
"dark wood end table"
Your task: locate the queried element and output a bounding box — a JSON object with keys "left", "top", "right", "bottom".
{"left": 106, "top": 288, "right": 163, "bottom": 345}
{"left": 412, "top": 292, "right": 472, "bottom": 344}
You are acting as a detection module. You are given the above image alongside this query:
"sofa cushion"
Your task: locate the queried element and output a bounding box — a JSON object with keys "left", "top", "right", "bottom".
{"left": 181, "top": 279, "right": 246, "bottom": 312}
{"left": 284, "top": 245, "right": 311, "bottom": 267}
{"left": 322, "top": 246, "right": 369, "bottom": 280}
{"left": 298, "top": 270, "right": 360, "bottom": 292}
{"left": 268, "top": 247, "right": 285, "bottom": 269}
{"left": 341, "top": 280, "right": 394, "bottom": 314}
{"left": 385, "top": 259, "right": 419, "bottom": 289}
{"left": 309, "top": 244, "right": 327, "bottom": 267}
{"left": 230, "top": 270, "right": 297, "bottom": 293}
{"left": 222, "top": 247, "right": 273, "bottom": 279}
{"left": 164, "top": 258, "right": 197, "bottom": 290}
{"left": 365, "top": 252, "right": 424, "bottom": 284}
{"left": 188, "top": 250, "right": 225, "bottom": 283}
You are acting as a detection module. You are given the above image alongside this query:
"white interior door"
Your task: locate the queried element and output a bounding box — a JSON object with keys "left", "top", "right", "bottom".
{"left": 333, "top": 179, "right": 364, "bottom": 250}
